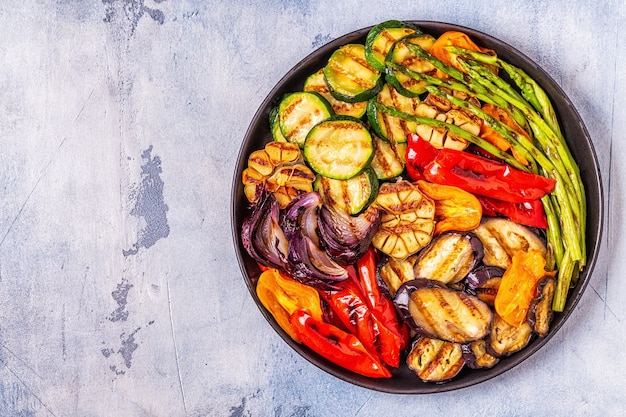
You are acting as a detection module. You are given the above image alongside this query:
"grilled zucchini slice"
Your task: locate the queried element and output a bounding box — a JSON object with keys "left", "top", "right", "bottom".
{"left": 384, "top": 34, "right": 437, "bottom": 97}
{"left": 314, "top": 167, "right": 378, "bottom": 215}
{"left": 364, "top": 20, "right": 420, "bottom": 72}
{"left": 323, "top": 44, "right": 383, "bottom": 103}
{"left": 367, "top": 84, "right": 421, "bottom": 144}
{"left": 303, "top": 68, "right": 367, "bottom": 118}
{"left": 303, "top": 116, "right": 374, "bottom": 180}
{"left": 278, "top": 91, "right": 333, "bottom": 147}
{"left": 370, "top": 134, "right": 406, "bottom": 180}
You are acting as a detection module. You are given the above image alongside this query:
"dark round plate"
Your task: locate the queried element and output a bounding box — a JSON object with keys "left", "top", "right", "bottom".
{"left": 231, "top": 21, "right": 603, "bottom": 394}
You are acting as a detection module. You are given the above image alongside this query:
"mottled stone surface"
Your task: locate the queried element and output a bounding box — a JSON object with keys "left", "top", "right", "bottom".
{"left": 0, "top": 1, "right": 623, "bottom": 416}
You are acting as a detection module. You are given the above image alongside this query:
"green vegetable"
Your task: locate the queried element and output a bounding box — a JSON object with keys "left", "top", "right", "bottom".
{"left": 387, "top": 41, "right": 586, "bottom": 311}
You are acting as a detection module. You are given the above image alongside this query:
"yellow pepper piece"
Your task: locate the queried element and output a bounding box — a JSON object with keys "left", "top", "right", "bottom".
{"left": 495, "top": 249, "right": 555, "bottom": 327}
{"left": 255, "top": 268, "right": 324, "bottom": 342}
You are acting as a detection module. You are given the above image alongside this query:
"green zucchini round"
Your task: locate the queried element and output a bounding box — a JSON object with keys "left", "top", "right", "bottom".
{"left": 303, "top": 115, "right": 374, "bottom": 180}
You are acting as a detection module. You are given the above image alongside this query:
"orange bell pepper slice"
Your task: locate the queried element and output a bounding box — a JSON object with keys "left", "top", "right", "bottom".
{"left": 416, "top": 180, "right": 482, "bottom": 236}
{"left": 256, "top": 268, "right": 324, "bottom": 342}
{"left": 495, "top": 249, "right": 556, "bottom": 327}
{"left": 430, "top": 31, "right": 497, "bottom": 73}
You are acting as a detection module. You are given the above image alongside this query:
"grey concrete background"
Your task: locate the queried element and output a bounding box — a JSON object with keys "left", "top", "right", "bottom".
{"left": 0, "top": 0, "right": 622, "bottom": 416}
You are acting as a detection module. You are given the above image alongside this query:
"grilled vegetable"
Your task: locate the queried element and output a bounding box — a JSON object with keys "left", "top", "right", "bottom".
{"left": 304, "top": 116, "right": 374, "bottom": 180}
{"left": 479, "top": 196, "right": 549, "bottom": 229}
{"left": 304, "top": 68, "right": 368, "bottom": 118}
{"left": 324, "top": 43, "right": 384, "bottom": 103}
{"left": 474, "top": 217, "right": 547, "bottom": 270}
{"left": 317, "top": 204, "right": 380, "bottom": 266}
{"left": 413, "top": 232, "right": 483, "bottom": 284}
{"left": 466, "top": 266, "right": 504, "bottom": 306}
{"left": 488, "top": 313, "right": 533, "bottom": 357}
{"left": 395, "top": 279, "right": 493, "bottom": 343}
{"left": 494, "top": 249, "right": 555, "bottom": 327}
{"left": 371, "top": 180, "right": 435, "bottom": 259}
{"left": 462, "top": 340, "right": 499, "bottom": 369}
{"left": 269, "top": 107, "right": 288, "bottom": 142}
{"left": 289, "top": 309, "right": 392, "bottom": 378}
{"left": 385, "top": 34, "right": 438, "bottom": 97}
{"left": 406, "top": 337, "right": 465, "bottom": 383}
{"left": 242, "top": 141, "right": 314, "bottom": 207}
{"left": 241, "top": 192, "right": 289, "bottom": 270}
{"left": 416, "top": 180, "right": 482, "bottom": 236}
{"left": 266, "top": 165, "right": 317, "bottom": 208}
{"left": 367, "top": 84, "right": 421, "bottom": 144}
{"left": 278, "top": 91, "right": 333, "bottom": 147}
{"left": 282, "top": 193, "right": 349, "bottom": 288}
{"left": 422, "top": 144, "right": 556, "bottom": 204}
{"left": 322, "top": 262, "right": 406, "bottom": 368}
{"left": 478, "top": 103, "right": 530, "bottom": 166}
{"left": 356, "top": 246, "right": 410, "bottom": 355}
{"left": 364, "top": 20, "right": 420, "bottom": 72}
{"left": 378, "top": 255, "right": 417, "bottom": 296}
{"left": 314, "top": 167, "right": 379, "bottom": 215}
{"left": 414, "top": 94, "right": 480, "bottom": 150}
{"left": 429, "top": 31, "right": 496, "bottom": 72}
{"left": 528, "top": 276, "right": 557, "bottom": 337}
{"left": 370, "top": 134, "right": 406, "bottom": 180}
{"left": 256, "top": 268, "right": 324, "bottom": 343}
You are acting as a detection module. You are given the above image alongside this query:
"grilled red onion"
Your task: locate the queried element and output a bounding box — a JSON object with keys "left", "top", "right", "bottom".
{"left": 281, "top": 192, "right": 348, "bottom": 288}
{"left": 281, "top": 192, "right": 322, "bottom": 241}
{"left": 241, "top": 192, "right": 289, "bottom": 269}
{"left": 317, "top": 204, "right": 381, "bottom": 265}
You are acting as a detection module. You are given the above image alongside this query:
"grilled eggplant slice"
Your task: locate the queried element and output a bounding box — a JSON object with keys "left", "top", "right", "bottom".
{"left": 488, "top": 313, "right": 533, "bottom": 357}
{"left": 462, "top": 340, "right": 500, "bottom": 369}
{"left": 406, "top": 337, "right": 465, "bottom": 383}
{"left": 413, "top": 232, "right": 483, "bottom": 284}
{"left": 371, "top": 180, "right": 435, "bottom": 259}
{"left": 474, "top": 218, "right": 547, "bottom": 270}
{"left": 395, "top": 279, "right": 493, "bottom": 343}
{"left": 528, "top": 276, "right": 557, "bottom": 338}
{"left": 378, "top": 255, "right": 417, "bottom": 296}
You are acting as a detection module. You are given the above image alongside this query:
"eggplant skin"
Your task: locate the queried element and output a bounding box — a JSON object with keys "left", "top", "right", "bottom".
{"left": 406, "top": 337, "right": 465, "bottom": 383}
{"left": 487, "top": 313, "right": 533, "bottom": 357}
{"left": 395, "top": 279, "right": 493, "bottom": 343}
{"left": 528, "top": 276, "right": 557, "bottom": 338}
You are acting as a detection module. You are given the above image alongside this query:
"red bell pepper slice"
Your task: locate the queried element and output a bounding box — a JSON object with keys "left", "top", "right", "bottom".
{"left": 405, "top": 133, "right": 439, "bottom": 181}
{"left": 321, "top": 263, "right": 407, "bottom": 368}
{"left": 405, "top": 134, "right": 556, "bottom": 203}
{"left": 356, "top": 247, "right": 410, "bottom": 351}
{"left": 478, "top": 196, "right": 549, "bottom": 229}
{"left": 319, "top": 267, "right": 380, "bottom": 363}
{"left": 289, "top": 309, "right": 392, "bottom": 378}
